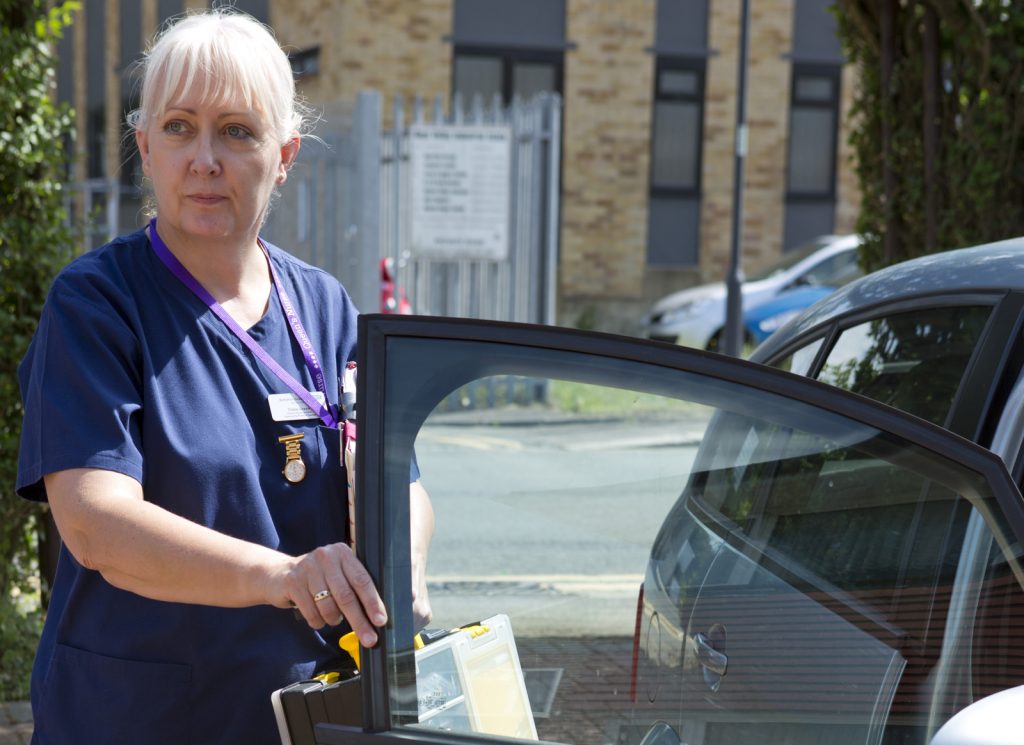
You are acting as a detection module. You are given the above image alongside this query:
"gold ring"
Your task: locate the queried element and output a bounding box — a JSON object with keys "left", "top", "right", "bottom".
{"left": 313, "top": 589, "right": 331, "bottom": 603}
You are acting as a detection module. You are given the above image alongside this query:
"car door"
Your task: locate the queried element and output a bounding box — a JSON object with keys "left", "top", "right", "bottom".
{"left": 313, "top": 315, "right": 1024, "bottom": 745}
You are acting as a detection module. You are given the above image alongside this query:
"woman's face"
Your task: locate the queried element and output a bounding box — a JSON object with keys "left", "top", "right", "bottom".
{"left": 135, "top": 78, "right": 298, "bottom": 248}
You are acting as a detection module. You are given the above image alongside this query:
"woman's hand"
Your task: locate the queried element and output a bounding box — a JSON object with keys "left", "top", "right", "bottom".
{"left": 45, "top": 468, "right": 388, "bottom": 646}
{"left": 269, "top": 542, "right": 387, "bottom": 646}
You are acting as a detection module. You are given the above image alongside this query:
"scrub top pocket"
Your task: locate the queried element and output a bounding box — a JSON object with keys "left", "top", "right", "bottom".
{"left": 35, "top": 643, "right": 192, "bottom": 745}
{"left": 314, "top": 424, "right": 348, "bottom": 548}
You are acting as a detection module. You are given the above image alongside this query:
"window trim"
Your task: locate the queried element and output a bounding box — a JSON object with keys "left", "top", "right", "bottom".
{"left": 759, "top": 293, "right": 1005, "bottom": 373}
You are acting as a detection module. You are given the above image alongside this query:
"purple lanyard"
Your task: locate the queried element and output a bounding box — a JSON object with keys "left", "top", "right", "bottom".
{"left": 148, "top": 218, "right": 339, "bottom": 429}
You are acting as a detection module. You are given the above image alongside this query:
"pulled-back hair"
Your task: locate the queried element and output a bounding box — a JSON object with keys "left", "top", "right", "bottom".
{"left": 127, "top": 8, "right": 310, "bottom": 144}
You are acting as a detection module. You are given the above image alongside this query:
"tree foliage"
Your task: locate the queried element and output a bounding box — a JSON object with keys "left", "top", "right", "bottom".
{"left": 835, "top": 0, "right": 1024, "bottom": 272}
{"left": 0, "top": 0, "right": 78, "bottom": 700}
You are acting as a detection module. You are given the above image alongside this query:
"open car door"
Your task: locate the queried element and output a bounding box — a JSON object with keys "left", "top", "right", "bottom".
{"left": 309, "top": 315, "right": 1024, "bottom": 745}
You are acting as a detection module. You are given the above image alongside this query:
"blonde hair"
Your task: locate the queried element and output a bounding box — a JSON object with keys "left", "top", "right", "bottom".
{"left": 128, "top": 8, "right": 310, "bottom": 144}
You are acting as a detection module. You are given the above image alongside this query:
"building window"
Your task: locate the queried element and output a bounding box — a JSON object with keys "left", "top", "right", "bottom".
{"left": 453, "top": 47, "right": 562, "bottom": 104}
{"left": 451, "top": 0, "right": 566, "bottom": 105}
{"left": 786, "top": 65, "right": 841, "bottom": 198}
{"left": 783, "top": 0, "right": 846, "bottom": 250}
{"left": 650, "top": 60, "right": 704, "bottom": 194}
{"left": 646, "top": 58, "right": 706, "bottom": 266}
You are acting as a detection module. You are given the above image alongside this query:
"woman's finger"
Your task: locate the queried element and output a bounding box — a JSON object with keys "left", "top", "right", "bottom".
{"left": 307, "top": 583, "right": 343, "bottom": 628}
{"left": 296, "top": 543, "right": 386, "bottom": 644}
{"left": 325, "top": 550, "right": 387, "bottom": 645}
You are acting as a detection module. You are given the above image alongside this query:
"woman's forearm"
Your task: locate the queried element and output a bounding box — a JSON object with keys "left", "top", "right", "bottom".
{"left": 45, "top": 467, "right": 292, "bottom": 607}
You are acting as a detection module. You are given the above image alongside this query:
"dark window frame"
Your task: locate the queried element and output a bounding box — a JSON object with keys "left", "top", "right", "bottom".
{"left": 648, "top": 55, "right": 706, "bottom": 199}
{"left": 451, "top": 45, "right": 564, "bottom": 105}
{"left": 785, "top": 62, "right": 842, "bottom": 201}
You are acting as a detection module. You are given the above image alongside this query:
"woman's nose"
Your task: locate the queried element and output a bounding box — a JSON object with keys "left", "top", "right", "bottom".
{"left": 189, "top": 133, "right": 221, "bottom": 176}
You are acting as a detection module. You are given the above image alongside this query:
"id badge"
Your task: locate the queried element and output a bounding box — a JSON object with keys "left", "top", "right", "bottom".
{"left": 268, "top": 391, "right": 327, "bottom": 422}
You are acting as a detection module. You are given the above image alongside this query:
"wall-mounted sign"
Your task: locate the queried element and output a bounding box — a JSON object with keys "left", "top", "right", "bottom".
{"left": 409, "top": 124, "right": 511, "bottom": 261}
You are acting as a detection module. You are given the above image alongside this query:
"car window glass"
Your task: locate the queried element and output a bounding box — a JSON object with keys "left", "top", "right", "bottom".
{"left": 370, "top": 334, "right": 1023, "bottom": 745}
{"left": 771, "top": 337, "right": 823, "bottom": 376}
{"left": 664, "top": 411, "right": 1024, "bottom": 745}
{"left": 406, "top": 376, "right": 714, "bottom": 743}
{"left": 748, "top": 236, "right": 835, "bottom": 281}
{"left": 816, "top": 306, "right": 991, "bottom": 426}
{"left": 701, "top": 412, "right": 969, "bottom": 611}
{"left": 799, "top": 248, "right": 861, "bottom": 287}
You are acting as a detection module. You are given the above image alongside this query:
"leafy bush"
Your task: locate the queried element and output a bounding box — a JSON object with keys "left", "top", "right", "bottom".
{"left": 0, "top": 596, "right": 43, "bottom": 701}
{"left": 0, "top": 0, "right": 78, "bottom": 701}
{"left": 836, "top": 1, "right": 1024, "bottom": 270}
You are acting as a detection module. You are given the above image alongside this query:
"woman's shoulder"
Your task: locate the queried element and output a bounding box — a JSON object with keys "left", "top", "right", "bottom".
{"left": 262, "top": 239, "right": 358, "bottom": 310}
{"left": 49, "top": 228, "right": 152, "bottom": 310}
{"left": 261, "top": 239, "right": 331, "bottom": 281}
{"left": 56, "top": 228, "right": 150, "bottom": 285}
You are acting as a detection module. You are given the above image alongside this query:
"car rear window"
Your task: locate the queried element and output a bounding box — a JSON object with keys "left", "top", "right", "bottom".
{"left": 815, "top": 305, "right": 991, "bottom": 426}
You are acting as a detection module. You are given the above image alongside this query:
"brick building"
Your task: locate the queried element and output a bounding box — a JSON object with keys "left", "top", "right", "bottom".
{"left": 58, "top": 0, "right": 858, "bottom": 333}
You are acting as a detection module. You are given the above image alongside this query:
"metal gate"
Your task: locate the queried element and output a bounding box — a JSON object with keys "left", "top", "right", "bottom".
{"left": 262, "top": 91, "right": 562, "bottom": 326}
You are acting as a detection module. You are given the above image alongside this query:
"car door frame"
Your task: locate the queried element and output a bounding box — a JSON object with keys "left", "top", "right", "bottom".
{"left": 314, "top": 313, "right": 1024, "bottom": 745}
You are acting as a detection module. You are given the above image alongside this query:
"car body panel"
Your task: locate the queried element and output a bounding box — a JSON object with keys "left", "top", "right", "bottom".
{"left": 744, "top": 285, "right": 835, "bottom": 343}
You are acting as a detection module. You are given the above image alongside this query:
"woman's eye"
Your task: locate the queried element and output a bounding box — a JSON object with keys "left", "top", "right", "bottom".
{"left": 225, "top": 125, "right": 251, "bottom": 139}
{"left": 164, "top": 120, "right": 187, "bottom": 135}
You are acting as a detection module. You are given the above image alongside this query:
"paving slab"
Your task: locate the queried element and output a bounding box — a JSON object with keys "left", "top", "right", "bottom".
{"left": 0, "top": 702, "right": 33, "bottom": 745}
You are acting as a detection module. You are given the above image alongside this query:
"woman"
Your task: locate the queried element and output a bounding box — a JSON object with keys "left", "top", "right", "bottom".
{"left": 16, "top": 9, "right": 432, "bottom": 744}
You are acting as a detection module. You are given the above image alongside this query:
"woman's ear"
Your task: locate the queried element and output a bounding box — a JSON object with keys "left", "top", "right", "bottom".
{"left": 277, "top": 133, "right": 301, "bottom": 185}
{"left": 135, "top": 128, "right": 151, "bottom": 177}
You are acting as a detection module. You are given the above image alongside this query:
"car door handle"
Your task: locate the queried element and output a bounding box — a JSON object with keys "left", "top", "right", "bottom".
{"left": 693, "top": 632, "right": 728, "bottom": 677}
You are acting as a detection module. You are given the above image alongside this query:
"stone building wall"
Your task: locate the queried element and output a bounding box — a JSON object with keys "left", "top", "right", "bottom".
{"left": 273, "top": 0, "right": 452, "bottom": 127}
{"left": 739, "top": 0, "right": 793, "bottom": 275}
{"left": 560, "top": 0, "right": 656, "bottom": 302}
{"left": 699, "top": 1, "right": 741, "bottom": 287}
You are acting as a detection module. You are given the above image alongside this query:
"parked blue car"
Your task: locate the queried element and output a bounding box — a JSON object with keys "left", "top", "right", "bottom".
{"left": 744, "top": 284, "right": 835, "bottom": 344}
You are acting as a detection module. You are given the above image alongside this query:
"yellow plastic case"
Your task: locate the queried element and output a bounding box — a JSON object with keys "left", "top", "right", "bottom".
{"left": 411, "top": 613, "right": 537, "bottom": 740}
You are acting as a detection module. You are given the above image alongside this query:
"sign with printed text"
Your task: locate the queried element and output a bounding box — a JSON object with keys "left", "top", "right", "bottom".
{"left": 409, "top": 124, "right": 511, "bottom": 261}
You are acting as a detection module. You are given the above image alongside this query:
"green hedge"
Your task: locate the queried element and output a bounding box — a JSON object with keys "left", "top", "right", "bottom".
{"left": 0, "top": 0, "right": 78, "bottom": 701}
{"left": 836, "top": 0, "right": 1024, "bottom": 270}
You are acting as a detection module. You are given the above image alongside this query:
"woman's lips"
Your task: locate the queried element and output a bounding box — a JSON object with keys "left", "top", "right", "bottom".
{"left": 189, "top": 194, "right": 225, "bottom": 204}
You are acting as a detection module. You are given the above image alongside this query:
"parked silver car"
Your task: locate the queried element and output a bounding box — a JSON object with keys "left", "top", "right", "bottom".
{"left": 634, "top": 236, "right": 1024, "bottom": 745}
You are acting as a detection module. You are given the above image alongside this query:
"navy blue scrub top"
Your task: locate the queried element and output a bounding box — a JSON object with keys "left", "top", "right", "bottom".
{"left": 17, "top": 228, "right": 363, "bottom": 745}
